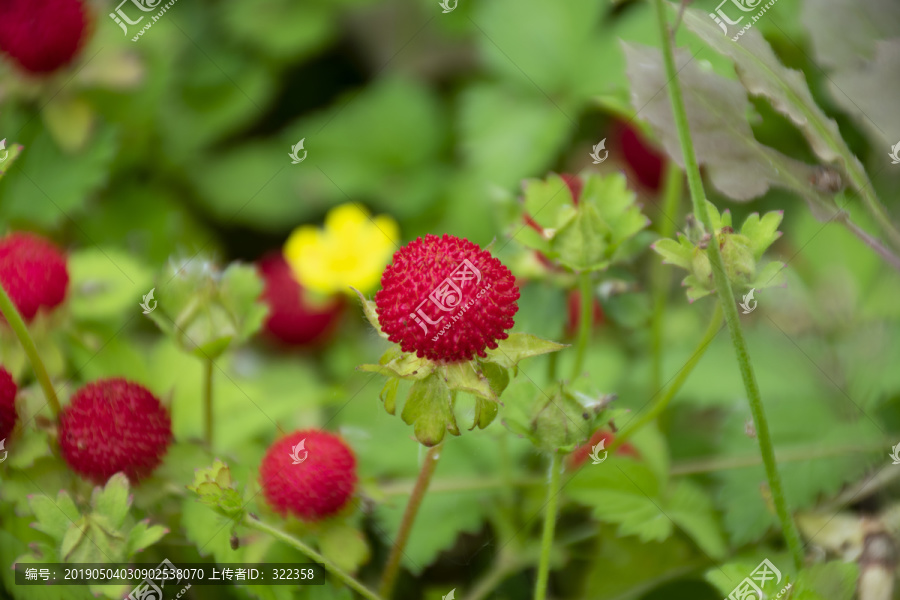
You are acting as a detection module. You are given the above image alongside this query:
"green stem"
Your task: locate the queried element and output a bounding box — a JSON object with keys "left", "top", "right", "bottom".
{"left": 245, "top": 515, "right": 383, "bottom": 600}
{"left": 0, "top": 281, "right": 60, "bottom": 416}
{"left": 379, "top": 443, "right": 443, "bottom": 598}
{"left": 534, "top": 453, "right": 561, "bottom": 600}
{"left": 203, "top": 358, "right": 214, "bottom": 448}
{"left": 610, "top": 301, "right": 722, "bottom": 453}
{"left": 651, "top": 162, "right": 684, "bottom": 391}
{"left": 570, "top": 272, "right": 593, "bottom": 379}
{"left": 652, "top": 0, "right": 804, "bottom": 570}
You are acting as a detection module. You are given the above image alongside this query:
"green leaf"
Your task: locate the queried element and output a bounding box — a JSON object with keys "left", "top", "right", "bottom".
{"left": 483, "top": 333, "right": 567, "bottom": 369}
{"left": 91, "top": 474, "right": 131, "bottom": 530}
{"left": 666, "top": 480, "right": 727, "bottom": 560}
{"left": 0, "top": 122, "right": 118, "bottom": 228}
{"left": 566, "top": 461, "right": 669, "bottom": 542}
{"left": 741, "top": 211, "right": 784, "bottom": 259}
{"left": 28, "top": 495, "right": 76, "bottom": 543}
{"left": 401, "top": 374, "right": 459, "bottom": 447}
{"left": 42, "top": 96, "right": 94, "bottom": 153}
{"left": 125, "top": 521, "right": 168, "bottom": 555}
{"left": 652, "top": 236, "right": 694, "bottom": 270}
{"left": 623, "top": 42, "right": 828, "bottom": 212}
{"left": 683, "top": 8, "right": 861, "bottom": 172}
{"left": 521, "top": 173, "right": 578, "bottom": 230}
{"left": 317, "top": 522, "right": 370, "bottom": 574}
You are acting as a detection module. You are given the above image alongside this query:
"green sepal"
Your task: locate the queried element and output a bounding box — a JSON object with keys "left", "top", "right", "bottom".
{"left": 483, "top": 333, "right": 567, "bottom": 369}
{"left": 148, "top": 259, "right": 267, "bottom": 360}
{"left": 502, "top": 384, "right": 614, "bottom": 453}
{"left": 440, "top": 362, "right": 497, "bottom": 401}
{"left": 352, "top": 287, "right": 388, "bottom": 339}
{"left": 187, "top": 459, "right": 246, "bottom": 518}
{"left": 380, "top": 378, "right": 399, "bottom": 415}
{"left": 653, "top": 202, "right": 785, "bottom": 299}
{"left": 358, "top": 346, "right": 434, "bottom": 380}
{"left": 401, "top": 374, "right": 460, "bottom": 447}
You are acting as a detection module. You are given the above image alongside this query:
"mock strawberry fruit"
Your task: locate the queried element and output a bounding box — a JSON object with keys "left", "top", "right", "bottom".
{"left": 566, "top": 430, "right": 639, "bottom": 470}
{"left": 257, "top": 253, "right": 343, "bottom": 346}
{"left": 0, "top": 367, "right": 18, "bottom": 442}
{"left": 58, "top": 379, "right": 172, "bottom": 484}
{"left": 375, "top": 234, "right": 520, "bottom": 363}
{"left": 0, "top": 232, "right": 69, "bottom": 322}
{"left": 0, "top": 0, "right": 89, "bottom": 74}
{"left": 259, "top": 429, "right": 357, "bottom": 521}
{"left": 615, "top": 122, "right": 665, "bottom": 191}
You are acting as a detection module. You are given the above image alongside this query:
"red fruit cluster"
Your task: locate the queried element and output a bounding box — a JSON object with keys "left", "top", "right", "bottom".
{"left": 259, "top": 430, "right": 357, "bottom": 522}
{"left": 0, "top": 232, "right": 69, "bottom": 322}
{"left": 375, "top": 234, "right": 520, "bottom": 362}
{"left": 0, "top": 367, "right": 18, "bottom": 442}
{"left": 257, "top": 253, "right": 343, "bottom": 346}
{"left": 0, "top": 0, "right": 89, "bottom": 74}
{"left": 566, "top": 430, "right": 639, "bottom": 470}
{"left": 58, "top": 379, "right": 172, "bottom": 484}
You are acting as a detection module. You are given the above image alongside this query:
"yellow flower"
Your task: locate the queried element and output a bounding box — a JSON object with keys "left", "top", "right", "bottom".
{"left": 284, "top": 203, "right": 399, "bottom": 295}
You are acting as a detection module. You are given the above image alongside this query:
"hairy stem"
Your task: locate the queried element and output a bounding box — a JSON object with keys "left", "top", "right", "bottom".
{"left": 652, "top": 0, "right": 804, "bottom": 569}
{"left": 245, "top": 515, "right": 383, "bottom": 600}
{"left": 835, "top": 212, "right": 900, "bottom": 272}
{"left": 534, "top": 453, "right": 562, "bottom": 600}
{"left": 0, "top": 281, "right": 60, "bottom": 416}
{"left": 571, "top": 271, "right": 593, "bottom": 379}
{"left": 610, "top": 301, "right": 722, "bottom": 453}
{"left": 203, "top": 358, "right": 214, "bottom": 447}
{"left": 379, "top": 443, "right": 443, "bottom": 598}
{"left": 651, "top": 162, "right": 684, "bottom": 390}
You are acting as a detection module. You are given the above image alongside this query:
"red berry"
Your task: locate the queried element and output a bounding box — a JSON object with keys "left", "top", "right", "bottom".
{"left": 58, "top": 379, "right": 172, "bottom": 484}
{"left": 0, "top": 367, "right": 18, "bottom": 442}
{"left": 615, "top": 123, "right": 665, "bottom": 191}
{"left": 0, "top": 0, "right": 89, "bottom": 74}
{"left": 566, "top": 430, "right": 639, "bottom": 470}
{"left": 257, "top": 253, "right": 344, "bottom": 346}
{"left": 375, "top": 234, "right": 520, "bottom": 362}
{"left": 0, "top": 232, "right": 69, "bottom": 322}
{"left": 259, "top": 430, "right": 357, "bottom": 522}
